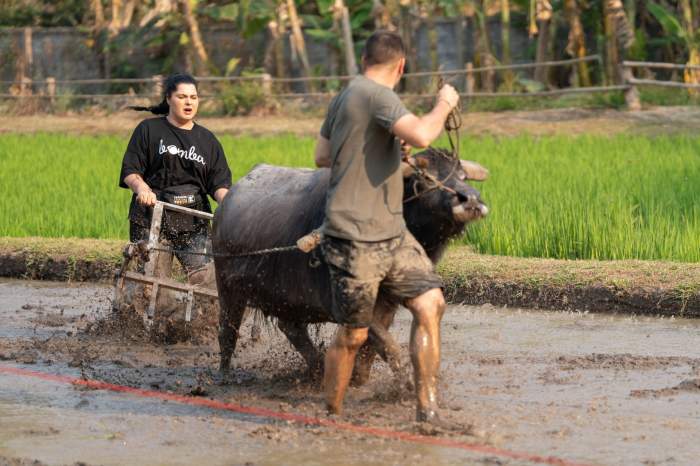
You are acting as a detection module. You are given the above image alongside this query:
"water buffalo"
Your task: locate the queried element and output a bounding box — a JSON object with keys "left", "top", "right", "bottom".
{"left": 212, "top": 148, "right": 488, "bottom": 383}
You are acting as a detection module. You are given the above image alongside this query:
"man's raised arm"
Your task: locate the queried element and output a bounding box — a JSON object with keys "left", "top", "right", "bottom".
{"left": 392, "top": 84, "right": 459, "bottom": 149}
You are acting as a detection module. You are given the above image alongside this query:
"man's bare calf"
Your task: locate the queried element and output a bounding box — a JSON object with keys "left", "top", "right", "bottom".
{"left": 324, "top": 326, "right": 369, "bottom": 414}
{"left": 405, "top": 288, "right": 446, "bottom": 421}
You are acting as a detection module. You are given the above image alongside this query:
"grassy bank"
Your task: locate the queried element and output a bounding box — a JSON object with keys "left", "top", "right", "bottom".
{"left": 2, "top": 132, "right": 699, "bottom": 261}
{"left": 2, "top": 237, "right": 698, "bottom": 316}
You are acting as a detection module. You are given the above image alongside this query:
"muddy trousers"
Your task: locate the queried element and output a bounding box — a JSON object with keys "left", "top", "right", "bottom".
{"left": 130, "top": 222, "right": 212, "bottom": 274}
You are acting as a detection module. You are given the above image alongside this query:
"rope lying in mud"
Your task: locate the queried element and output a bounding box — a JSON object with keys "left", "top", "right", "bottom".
{"left": 1, "top": 365, "right": 595, "bottom": 466}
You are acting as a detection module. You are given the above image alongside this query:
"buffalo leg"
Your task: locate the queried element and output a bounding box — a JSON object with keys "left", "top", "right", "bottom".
{"left": 218, "top": 284, "right": 246, "bottom": 373}
{"left": 277, "top": 319, "right": 323, "bottom": 375}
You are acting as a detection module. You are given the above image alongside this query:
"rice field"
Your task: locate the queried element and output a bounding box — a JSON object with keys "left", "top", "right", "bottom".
{"left": 1, "top": 132, "right": 698, "bottom": 261}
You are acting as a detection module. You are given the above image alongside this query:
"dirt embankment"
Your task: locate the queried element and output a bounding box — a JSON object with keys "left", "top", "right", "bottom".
{"left": 4, "top": 105, "right": 700, "bottom": 137}
{"left": 2, "top": 237, "right": 699, "bottom": 317}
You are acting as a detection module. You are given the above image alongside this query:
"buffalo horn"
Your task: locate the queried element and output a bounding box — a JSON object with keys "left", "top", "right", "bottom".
{"left": 461, "top": 160, "right": 489, "bottom": 181}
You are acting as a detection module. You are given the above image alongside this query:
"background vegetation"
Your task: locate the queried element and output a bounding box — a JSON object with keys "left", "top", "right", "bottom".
{"left": 1, "top": 132, "right": 697, "bottom": 261}
{"left": 3, "top": 0, "right": 700, "bottom": 113}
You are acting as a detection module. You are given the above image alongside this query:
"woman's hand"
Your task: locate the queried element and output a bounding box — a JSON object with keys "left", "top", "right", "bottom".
{"left": 124, "top": 174, "right": 157, "bottom": 206}
{"left": 136, "top": 186, "right": 157, "bottom": 206}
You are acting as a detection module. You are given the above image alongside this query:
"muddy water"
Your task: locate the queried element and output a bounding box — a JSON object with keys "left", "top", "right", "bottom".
{"left": 1, "top": 279, "right": 699, "bottom": 465}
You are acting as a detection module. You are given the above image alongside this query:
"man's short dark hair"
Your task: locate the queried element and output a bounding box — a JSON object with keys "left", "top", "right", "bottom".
{"left": 362, "top": 30, "right": 405, "bottom": 67}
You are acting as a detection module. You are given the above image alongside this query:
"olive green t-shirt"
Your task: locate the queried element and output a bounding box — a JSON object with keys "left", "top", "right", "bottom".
{"left": 320, "top": 75, "right": 410, "bottom": 241}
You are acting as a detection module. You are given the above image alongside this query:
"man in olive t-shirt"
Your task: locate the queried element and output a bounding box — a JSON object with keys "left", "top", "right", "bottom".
{"left": 314, "top": 30, "right": 460, "bottom": 424}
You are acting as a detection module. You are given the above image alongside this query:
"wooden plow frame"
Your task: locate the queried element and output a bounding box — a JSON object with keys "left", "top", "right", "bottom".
{"left": 113, "top": 201, "right": 217, "bottom": 326}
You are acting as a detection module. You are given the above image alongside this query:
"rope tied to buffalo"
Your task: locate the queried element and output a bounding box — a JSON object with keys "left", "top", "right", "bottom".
{"left": 402, "top": 77, "right": 463, "bottom": 203}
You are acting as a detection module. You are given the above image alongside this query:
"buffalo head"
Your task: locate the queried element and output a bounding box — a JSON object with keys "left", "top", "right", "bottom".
{"left": 401, "top": 148, "right": 488, "bottom": 258}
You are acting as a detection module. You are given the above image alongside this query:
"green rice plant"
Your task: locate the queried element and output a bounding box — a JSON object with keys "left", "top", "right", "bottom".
{"left": 0, "top": 133, "right": 316, "bottom": 240}
{"left": 457, "top": 134, "right": 700, "bottom": 261}
{"left": 1, "top": 132, "right": 698, "bottom": 262}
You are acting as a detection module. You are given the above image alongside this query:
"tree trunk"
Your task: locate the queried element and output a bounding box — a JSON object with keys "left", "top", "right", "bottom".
{"left": 286, "top": 0, "right": 312, "bottom": 87}
{"left": 501, "top": 0, "right": 514, "bottom": 90}
{"left": 23, "top": 26, "right": 33, "bottom": 80}
{"left": 180, "top": 0, "right": 211, "bottom": 76}
{"left": 426, "top": 12, "right": 438, "bottom": 72}
{"left": 534, "top": 0, "right": 552, "bottom": 85}
{"left": 109, "top": 0, "right": 122, "bottom": 36}
{"left": 603, "top": 0, "right": 620, "bottom": 84}
{"left": 565, "top": 0, "right": 591, "bottom": 87}
{"left": 625, "top": 0, "right": 636, "bottom": 33}
{"left": 140, "top": 0, "right": 175, "bottom": 27}
{"left": 399, "top": 3, "right": 418, "bottom": 91}
{"left": 473, "top": 11, "right": 495, "bottom": 91}
{"left": 680, "top": 0, "right": 700, "bottom": 90}
{"left": 122, "top": 0, "right": 137, "bottom": 28}
{"left": 455, "top": 17, "right": 466, "bottom": 90}
{"left": 93, "top": 0, "right": 105, "bottom": 27}
{"left": 372, "top": 0, "right": 395, "bottom": 30}
{"left": 274, "top": 5, "right": 288, "bottom": 90}
{"left": 334, "top": 0, "right": 358, "bottom": 75}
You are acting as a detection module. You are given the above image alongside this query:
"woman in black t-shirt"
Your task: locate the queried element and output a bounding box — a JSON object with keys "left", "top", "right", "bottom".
{"left": 119, "top": 73, "right": 232, "bottom": 272}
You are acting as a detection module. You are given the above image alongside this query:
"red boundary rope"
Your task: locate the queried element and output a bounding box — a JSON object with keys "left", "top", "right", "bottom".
{"left": 0, "top": 365, "right": 595, "bottom": 466}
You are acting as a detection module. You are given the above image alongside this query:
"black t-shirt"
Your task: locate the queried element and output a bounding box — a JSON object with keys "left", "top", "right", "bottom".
{"left": 119, "top": 117, "right": 232, "bottom": 225}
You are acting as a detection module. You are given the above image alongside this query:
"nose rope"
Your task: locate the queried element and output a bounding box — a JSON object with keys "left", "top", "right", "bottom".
{"left": 403, "top": 76, "right": 463, "bottom": 203}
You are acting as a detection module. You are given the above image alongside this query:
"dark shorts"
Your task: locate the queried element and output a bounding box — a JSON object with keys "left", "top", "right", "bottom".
{"left": 320, "top": 232, "right": 443, "bottom": 328}
{"left": 130, "top": 221, "right": 211, "bottom": 273}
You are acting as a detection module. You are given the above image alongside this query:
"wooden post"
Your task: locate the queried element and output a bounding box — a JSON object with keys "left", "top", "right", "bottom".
{"left": 622, "top": 66, "right": 641, "bottom": 111}
{"left": 261, "top": 73, "right": 272, "bottom": 99}
{"left": 46, "top": 77, "right": 56, "bottom": 105}
{"left": 152, "top": 74, "right": 163, "bottom": 98}
{"left": 20, "top": 77, "right": 32, "bottom": 97}
{"left": 465, "top": 62, "right": 475, "bottom": 95}
{"left": 23, "top": 27, "right": 33, "bottom": 78}
{"left": 482, "top": 54, "right": 495, "bottom": 92}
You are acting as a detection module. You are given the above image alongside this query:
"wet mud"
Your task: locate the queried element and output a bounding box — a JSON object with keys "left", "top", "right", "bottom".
{"left": 1, "top": 279, "right": 700, "bottom": 465}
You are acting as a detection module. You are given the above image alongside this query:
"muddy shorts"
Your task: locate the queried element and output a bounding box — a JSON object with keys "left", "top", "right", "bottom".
{"left": 320, "top": 232, "right": 443, "bottom": 328}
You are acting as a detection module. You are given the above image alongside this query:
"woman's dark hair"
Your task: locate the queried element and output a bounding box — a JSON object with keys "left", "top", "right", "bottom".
{"left": 129, "top": 73, "right": 198, "bottom": 115}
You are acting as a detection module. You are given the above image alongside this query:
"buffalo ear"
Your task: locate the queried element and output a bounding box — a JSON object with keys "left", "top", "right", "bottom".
{"left": 415, "top": 157, "right": 429, "bottom": 169}
{"left": 461, "top": 160, "right": 489, "bottom": 181}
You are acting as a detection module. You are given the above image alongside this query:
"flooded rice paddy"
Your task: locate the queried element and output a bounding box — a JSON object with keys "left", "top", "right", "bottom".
{"left": 1, "top": 278, "right": 699, "bottom": 465}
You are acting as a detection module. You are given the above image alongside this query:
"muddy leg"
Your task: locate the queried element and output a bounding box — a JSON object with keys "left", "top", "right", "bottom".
{"left": 277, "top": 320, "right": 323, "bottom": 375}
{"left": 324, "top": 326, "right": 368, "bottom": 415}
{"left": 351, "top": 302, "right": 398, "bottom": 386}
{"left": 217, "top": 285, "right": 246, "bottom": 373}
{"left": 404, "top": 288, "right": 446, "bottom": 422}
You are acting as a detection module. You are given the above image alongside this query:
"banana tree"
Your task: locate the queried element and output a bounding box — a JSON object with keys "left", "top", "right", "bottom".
{"left": 532, "top": 0, "right": 552, "bottom": 85}
{"left": 564, "top": 0, "right": 591, "bottom": 86}
{"left": 603, "top": 0, "right": 634, "bottom": 84}
{"left": 180, "top": 0, "right": 212, "bottom": 75}
{"left": 648, "top": 0, "right": 700, "bottom": 88}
